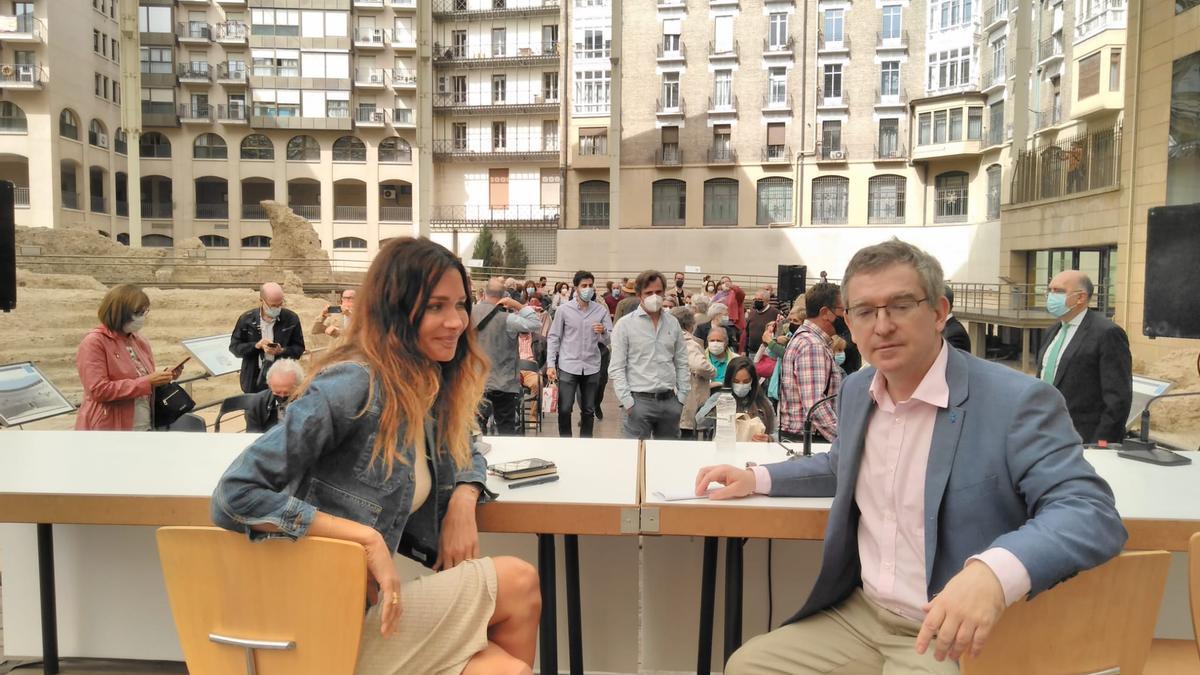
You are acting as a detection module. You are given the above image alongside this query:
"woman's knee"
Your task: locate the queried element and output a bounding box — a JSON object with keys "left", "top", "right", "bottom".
{"left": 493, "top": 556, "right": 541, "bottom": 611}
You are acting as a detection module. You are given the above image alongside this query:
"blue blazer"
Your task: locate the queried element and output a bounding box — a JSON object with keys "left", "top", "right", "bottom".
{"left": 765, "top": 345, "right": 1127, "bottom": 625}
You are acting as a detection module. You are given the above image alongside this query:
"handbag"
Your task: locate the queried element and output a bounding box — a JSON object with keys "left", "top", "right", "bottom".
{"left": 154, "top": 383, "right": 196, "bottom": 428}
{"left": 541, "top": 382, "right": 559, "bottom": 414}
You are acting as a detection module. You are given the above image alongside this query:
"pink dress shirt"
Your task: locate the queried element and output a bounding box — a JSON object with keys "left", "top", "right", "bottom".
{"left": 753, "top": 341, "right": 1031, "bottom": 620}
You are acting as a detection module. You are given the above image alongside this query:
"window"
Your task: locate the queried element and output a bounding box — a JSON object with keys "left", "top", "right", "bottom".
{"left": 769, "top": 67, "right": 787, "bottom": 104}
{"left": 379, "top": 137, "right": 412, "bottom": 163}
{"left": 935, "top": 171, "right": 969, "bottom": 222}
{"left": 662, "top": 30, "right": 680, "bottom": 55}
{"left": 252, "top": 49, "right": 300, "bottom": 77}
{"left": 250, "top": 9, "right": 300, "bottom": 37}
{"left": 327, "top": 99, "right": 349, "bottom": 118}
{"left": 543, "top": 72, "right": 559, "bottom": 101}
{"left": 88, "top": 120, "right": 108, "bottom": 148}
{"left": 59, "top": 109, "right": 79, "bottom": 140}
{"left": 988, "top": 101, "right": 1004, "bottom": 145}
{"left": 95, "top": 73, "right": 102, "bottom": 97}
{"left": 114, "top": 128, "right": 127, "bottom": 154}
{"left": 287, "top": 135, "right": 320, "bottom": 161}
{"left": 823, "top": 9, "right": 844, "bottom": 42}
{"left": 661, "top": 126, "right": 680, "bottom": 163}
{"left": 242, "top": 236, "right": 272, "bottom": 248}
{"left": 991, "top": 37, "right": 1006, "bottom": 79}
{"left": 1109, "top": 49, "right": 1122, "bottom": 91}
{"left": 881, "top": 61, "right": 900, "bottom": 97}
{"left": 878, "top": 119, "right": 900, "bottom": 157}
{"left": 492, "top": 74, "right": 506, "bottom": 103}
{"left": 579, "top": 180, "right": 610, "bottom": 228}
{"left": 1078, "top": 52, "right": 1100, "bottom": 99}
{"left": 651, "top": 179, "right": 686, "bottom": 226}
{"left": 492, "top": 121, "right": 507, "bottom": 150}
{"left": 868, "top": 175, "right": 906, "bottom": 224}
{"left": 714, "top": 15, "right": 733, "bottom": 53}
{"left": 662, "top": 72, "right": 680, "bottom": 109}
{"left": 543, "top": 120, "right": 559, "bottom": 151}
{"left": 575, "top": 70, "right": 611, "bottom": 115}
{"left": 704, "top": 179, "right": 738, "bottom": 227}
{"left": 193, "top": 133, "right": 227, "bottom": 160}
{"left": 140, "top": 132, "right": 171, "bottom": 158}
{"left": 333, "top": 136, "right": 366, "bottom": 162}
{"left": 934, "top": 110, "right": 947, "bottom": 143}
{"left": 918, "top": 112, "right": 932, "bottom": 145}
{"left": 334, "top": 237, "right": 368, "bottom": 250}
{"left": 581, "top": 29, "right": 609, "bottom": 58}
{"left": 986, "top": 164, "right": 1001, "bottom": 219}
{"left": 812, "top": 177, "right": 849, "bottom": 224}
{"left": 711, "top": 125, "right": 732, "bottom": 161}
{"left": 1168, "top": 51, "right": 1200, "bottom": 206}
{"left": 0, "top": 101, "right": 26, "bottom": 133}
{"left": 713, "top": 70, "right": 733, "bottom": 109}
{"left": 766, "top": 122, "right": 786, "bottom": 159}
{"left": 927, "top": 47, "right": 972, "bottom": 91}
{"left": 241, "top": 134, "right": 274, "bottom": 160}
{"left": 756, "top": 177, "right": 792, "bottom": 225}
{"left": 199, "top": 235, "right": 230, "bottom": 248}
{"left": 141, "top": 235, "right": 174, "bottom": 248}
{"left": 138, "top": 6, "right": 172, "bottom": 33}
{"left": 140, "top": 47, "right": 173, "bottom": 74}
{"left": 576, "top": 128, "right": 609, "bottom": 158}
{"left": 451, "top": 75, "right": 467, "bottom": 104}
{"left": 492, "top": 28, "right": 506, "bottom": 56}
{"left": 452, "top": 123, "right": 467, "bottom": 150}
{"left": 930, "top": 0, "right": 973, "bottom": 31}
{"left": 821, "top": 120, "right": 842, "bottom": 155}
{"left": 823, "top": 65, "right": 842, "bottom": 99}
{"left": 967, "top": 107, "right": 983, "bottom": 140}
{"left": 949, "top": 108, "right": 963, "bottom": 141}
{"left": 768, "top": 13, "right": 788, "bottom": 49}
{"left": 881, "top": 5, "right": 902, "bottom": 39}
{"left": 94, "top": 29, "right": 100, "bottom": 54}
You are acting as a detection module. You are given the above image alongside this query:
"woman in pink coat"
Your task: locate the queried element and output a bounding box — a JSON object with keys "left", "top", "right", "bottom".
{"left": 75, "top": 284, "right": 180, "bottom": 430}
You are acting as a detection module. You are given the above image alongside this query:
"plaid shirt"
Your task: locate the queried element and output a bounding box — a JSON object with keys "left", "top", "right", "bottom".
{"left": 778, "top": 320, "right": 842, "bottom": 438}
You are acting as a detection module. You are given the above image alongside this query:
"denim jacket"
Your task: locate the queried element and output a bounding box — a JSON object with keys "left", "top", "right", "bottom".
{"left": 211, "top": 361, "right": 494, "bottom": 568}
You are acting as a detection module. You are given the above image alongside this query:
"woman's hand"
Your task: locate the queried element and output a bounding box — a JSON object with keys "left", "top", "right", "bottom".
{"left": 433, "top": 484, "right": 482, "bottom": 571}
{"left": 148, "top": 370, "right": 175, "bottom": 386}
{"left": 364, "top": 532, "right": 402, "bottom": 636}
{"left": 751, "top": 433, "right": 770, "bottom": 442}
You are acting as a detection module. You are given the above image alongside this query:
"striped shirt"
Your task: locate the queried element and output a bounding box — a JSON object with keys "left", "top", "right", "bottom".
{"left": 778, "top": 320, "right": 842, "bottom": 439}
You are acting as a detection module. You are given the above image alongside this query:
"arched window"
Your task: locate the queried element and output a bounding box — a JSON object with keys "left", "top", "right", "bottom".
{"left": 0, "top": 101, "right": 28, "bottom": 133}
{"left": 240, "top": 134, "right": 274, "bottom": 160}
{"left": 194, "top": 133, "right": 228, "bottom": 160}
{"left": 867, "top": 175, "right": 906, "bottom": 224}
{"left": 379, "top": 137, "right": 412, "bottom": 163}
{"left": 141, "top": 234, "right": 174, "bottom": 247}
{"left": 88, "top": 120, "right": 108, "bottom": 148}
{"left": 114, "top": 128, "right": 128, "bottom": 155}
{"left": 811, "top": 176, "right": 849, "bottom": 224}
{"left": 333, "top": 237, "right": 368, "bottom": 249}
{"left": 59, "top": 109, "right": 80, "bottom": 140}
{"left": 333, "top": 136, "right": 366, "bottom": 162}
{"left": 986, "top": 164, "right": 1002, "bottom": 219}
{"left": 286, "top": 135, "right": 320, "bottom": 161}
{"left": 756, "top": 177, "right": 793, "bottom": 225}
{"left": 651, "top": 179, "right": 686, "bottom": 226}
{"left": 703, "top": 178, "right": 738, "bottom": 226}
{"left": 139, "top": 132, "right": 171, "bottom": 158}
{"left": 199, "top": 234, "right": 230, "bottom": 248}
{"left": 241, "top": 235, "right": 272, "bottom": 248}
{"left": 116, "top": 233, "right": 130, "bottom": 245}
{"left": 579, "top": 180, "right": 609, "bottom": 228}
{"left": 934, "top": 171, "right": 969, "bottom": 222}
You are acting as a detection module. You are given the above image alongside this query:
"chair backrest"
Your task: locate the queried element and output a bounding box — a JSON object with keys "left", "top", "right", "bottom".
{"left": 961, "top": 550, "right": 1171, "bottom": 675}
{"left": 156, "top": 527, "right": 367, "bottom": 675}
{"left": 168, "top": 412, "right": 208, "bottom": 433}
{"left": 1190, "top": 533, "right": 1200, "bottom": 656}
{"left": 215, "top": 394, "right": 259, "bottom": 432}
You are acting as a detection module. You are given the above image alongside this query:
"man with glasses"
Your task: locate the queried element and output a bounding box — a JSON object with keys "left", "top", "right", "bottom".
{"left": 697, "top": 239, "right": 1125, "bottom": 673}
{"left": 230, "top": 282, "right": 305, "bottom": 393}
{"left": 777, "top": 282, "right": 844, "bottom": 442}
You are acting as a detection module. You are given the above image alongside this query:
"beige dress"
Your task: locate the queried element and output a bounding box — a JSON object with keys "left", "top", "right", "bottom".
{"left": 355, "top": 455, "right": 498, "bottom": 675}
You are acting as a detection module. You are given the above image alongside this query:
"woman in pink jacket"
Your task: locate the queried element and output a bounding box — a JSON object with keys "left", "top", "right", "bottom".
{"left": 75, "top": 284, "right": 180, "bottom": 430}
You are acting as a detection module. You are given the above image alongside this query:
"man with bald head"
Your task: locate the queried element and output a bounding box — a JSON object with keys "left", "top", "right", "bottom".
{"left": 1036, "top": 270, "right": 1131, "bottom": 443}
{"left": 229, "top": 282, "right": 306, "bottom": 393}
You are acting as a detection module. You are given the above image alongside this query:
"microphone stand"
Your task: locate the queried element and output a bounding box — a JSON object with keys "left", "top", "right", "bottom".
{"left": 1118, "top": 391, "right": 1198, "bottom": 466}
{"left": 800, "top": 393, "right": 839, "bottom": 457}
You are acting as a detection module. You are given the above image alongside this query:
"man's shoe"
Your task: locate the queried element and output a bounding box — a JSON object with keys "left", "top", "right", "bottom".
{"left": 595, "top": 408, "right": 604, "bottom": 421}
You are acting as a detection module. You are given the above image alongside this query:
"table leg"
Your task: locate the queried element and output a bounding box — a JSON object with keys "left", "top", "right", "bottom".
{"left": 537, "top": 534, "right": 558, "bottom": 675}
{"left": 696, "top": 536, "right": 719, "bottom": 675}
{"left": 722, "top": 537, "right": 745, "bottom": 665}
{"left": 563, "top": 534, "right": 583, "bottom": 675}
{"left": 37, "top": 523, "right": 59, "bottom": 675}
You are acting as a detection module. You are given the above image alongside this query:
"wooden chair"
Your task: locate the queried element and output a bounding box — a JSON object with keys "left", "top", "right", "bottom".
{"left": 1191, "top": 532, "right": 1200, "bottom": 660}
{"left": 156, "top": 526, "right": 367, "bottom": 675}
{"left": 961, "top": 550, "right": 1170, "bottom": 675}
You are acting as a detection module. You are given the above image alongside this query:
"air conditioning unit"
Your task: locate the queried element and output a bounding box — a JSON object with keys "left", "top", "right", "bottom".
{"left": 829, "top": 150, "right": 845, "bottom": 160}
{"left": 382, "top": 187, "right": 396, "bottom": 200}
{"left": 370, "top": 74, "right": 380, "bottom": 83}
{"left": 372, "top": 111, "right": 385, "bottom": 122}
{"left": 437, "top": 76, "right": 449, "bottom": 93}
{"left": 98, "top": 132, "right": 109, "bottom": 146}
{"left": 533, "top": 94, "right": 544, "bottom": 103}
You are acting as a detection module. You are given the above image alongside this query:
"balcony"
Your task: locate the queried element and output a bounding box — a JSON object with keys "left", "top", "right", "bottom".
{"left": 431, "top": 0, "right": 562, "bottom": 21}
{"left": 986, "top": 124, "right": 1006, "bottom": 147}
{"left": 177, "top": 21, "right": 212, "bottom": 44}
{"left": 392, "top": 108, "right": 416, "bottom": 127}
{"left": 141, "top": 203, "right": 174, "bottom": 219}
{"left": 61, "top": 192, "right": 80, "bottom": 210}
{"left": 0, "top": 15, "right": 44, "bottom": 43}
{"left": 815, "top": 143, "right": 849, "bottom": 163}
{"left": 876, "top": 30, "right": 908, "bottom": 51}
{"left": 1011, "top": 123, "right": 1121, "bottom": 204}
{"left": 434, "top": 42, "right": 560, "bottom": 69}
{"left": 433, "top": 93, "right": 559, "bottom": 116}
{"left": 356, "top": 107, "right": 388, "bottom": 128}
{"left": 707, "top": 147, "right": 737, "bottom": 165}
{"left": 1038, "top": 36, "right": 1064, "bottom": 66}
{"left": 242, "top": 204, "right": 268, "bottom": 220}
{"left": 178, "top": 0, "right": 210, "bottom": 5}
{"left": 708, "top": 40, "right": 739, "bottom": 62}
{"left": 761, "top": 93, "right": 793, "bottom": 114}
{"left": 874, "top": 88, "right": 906, "bottom": 108}
{"left": 656, "top": 42, "right": 687, "bottom": 65}
{"left": 874, "top": 144, "right": 907, "bottom": 161}
{"left": 11, "top": 187, "right": 27, "bottom": 207}
{"left": 982, "top": 4, "right": 1008, "bottom": 31}
{"left": 1076, "top": 5, "right": 1126, "bottom": 41}
{"left": 380, "top": 206, "right": 413, "bottom": 222}
{"left": 354, "top": 67, "right": 390, "bottom": 88}
{"left": 392, "top": 72, "right": 417, "bottom": 90}
{"left": 428, "top": 205, "right": 561, "bottom": 231}
{"left": 178, "top": 62, "right": 212, "bottom": 85}
{"left": 761, "top": 145, "right": 790, "bottom": 164}
{"left": 655, "top": 147, "right": 683, "bottom": 167}
{"left": 179, "top": 104, "right": 214, "bottom": 124}
{"left": 215, "top": 21, "right": 248, "bottom": 44}
{"left": 393, "top": 0, "right": 417, "bottom": 10}
{"left": 817, "top": 32, "right": 850, "bottom": 54}
{"left": 391, "top": 33, "right": 417, "bottom": 50}
{"left": 657, "top": 0, "right": 686, "bottom": 6}
{"left": 707, "top": 95, "right": 737, "bottom": 116}
{"left": 574, "top": 141, "right": 609, "bottom": 169}
{"left": 354, "top": 0, "right": 386, "bottom": 8}
{"left": 90, "top": 196, "right": 107, "bottom": 215}
{"left": 1036, "top": 104, "right": 1063, "bottom": 130}
{"left": 354, "top": 27, "right": 387, "bottom": 49}
{"left": 0, "top": 63, "right": 44, "bottom": 90}
{"left": 216, "top": 0, "right": 248, "bottom": 5}
{"left": 290, "top": 205, "right": 320, "bottom": 220}
{"left": 217, "top": 62, "right": 248, "bottom": 85}
{"left": 981, "top": 66, "right": 1007, "bottom": 94}
{"left": 431, "top": 139, "right": 559, "bottom": 162}
{"left": 656, "top": 98, "right": 685, "bottom": 119}
{"left": 763, "top": 37, "right": 794, "bottom": 58}
{"left": 815, "top": 88, "right": 848, "bottom": 110}
{"left": 334, "top": 206, "right": 367, "bottom": 222}
{"left": 196, "top": 203, "right": 229, "bottom": 220}
{"left": 218, "top": 103, "right": 248, "bottom": 124}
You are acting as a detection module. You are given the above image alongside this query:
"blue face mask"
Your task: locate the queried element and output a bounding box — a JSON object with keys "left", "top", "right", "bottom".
{"left": 579, "top": 287, "right": 595, "bottom": 302}
{"left": 1046, "top": 291, "right": 1071, "bottom": 318}
{"left": 834, "top": 352, "right": 846, "bottom": 366}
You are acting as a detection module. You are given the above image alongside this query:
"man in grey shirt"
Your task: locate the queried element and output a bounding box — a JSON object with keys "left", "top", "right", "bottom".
{"left": 473, "top": 277, "right": 542, "bottom": 435}
{"left": 608, "top": 270, "right": 690, "bottom": 439}
{"left": 547, "top": 270, "right": 612, "bottom": 438}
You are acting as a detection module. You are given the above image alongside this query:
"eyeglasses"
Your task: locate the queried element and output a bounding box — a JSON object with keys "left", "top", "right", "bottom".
{"left": 846, "top": 297, "right": 929, "bottom": 324}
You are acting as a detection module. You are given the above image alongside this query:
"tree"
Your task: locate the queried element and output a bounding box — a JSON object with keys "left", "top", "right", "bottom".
{"left": 502, "top": 228, "right": 528, "bottom": 272}
{"left": 471, "top": 229, "right": 494, "bottom": 263}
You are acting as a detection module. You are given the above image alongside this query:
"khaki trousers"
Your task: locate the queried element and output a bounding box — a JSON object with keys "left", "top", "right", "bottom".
{"left": 725, "top": 589, "right": 961, "bottom": 675}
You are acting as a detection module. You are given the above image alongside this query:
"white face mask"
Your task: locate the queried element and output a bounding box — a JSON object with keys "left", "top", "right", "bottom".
{"left": 732, "top": 383, "right": 752, "bottom": 398}
{"left": 642, "top": 294, "right": 663, "bottom": 313}
{"left": 123, "top": 313, "right": 147, "bottom": 334}
{"left": 263, "top": 304, "right": 282, "bottom": 320}
{"left": 708, "top": 341, "right": 726, "bottom": 355}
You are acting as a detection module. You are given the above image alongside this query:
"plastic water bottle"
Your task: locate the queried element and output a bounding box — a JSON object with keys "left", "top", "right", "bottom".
{"left": 713, "top": 391, "right": 737, "bottom": 451}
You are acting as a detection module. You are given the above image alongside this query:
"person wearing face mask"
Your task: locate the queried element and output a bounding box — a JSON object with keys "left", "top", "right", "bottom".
{"left": 674, "top": 306, "right": 711, "bottom": 440}
{"left": 472, "top": 277, "right": 542, "bottom": 436}
{"left": 76, "top": 284, "right": 184, "bottom": 431}
{"left": 762, "top": 299, "right": 807, "bottom": 403}
{"left": 672, "top": 272, "right": 688, "bottom": 307}
{"left": 697, "top": 279, "right": 719, "bottom": 304}
{"left": 608, "top": 270, "right": 691, "bottom": 439}
{"left": 705, "top": 325, "right": 738, "bottom": 385}
{"left": 614, "top": 280, "right": 641, "bottom": 322}
{"left": 713, "top": 276, "right": 748, "bottom": 350}
{"left": 546, "top": 271, "right": 612, "bottom": 438}
{"left": 549, "top": 281, "right": 572, "bottom": 317}
{"left": 1035, "top": 270, "right": 1131, "bottom": 443}
{"left": 244, "top": 358, "right": 305, "bottom": 433}
{"left": 603, "top": 280, "right": 620, "bottom": 317}
{"left": 778, "top": 282, "right": 845, "bottom": 442}
{"left": 696, "top": 356, "right": 776, "bottom": 442}
{"left": 230, "top": 282, "right": 306, "bottom": 394}
{"left": 745, "top": 289, "right": 780, "bottom": 355}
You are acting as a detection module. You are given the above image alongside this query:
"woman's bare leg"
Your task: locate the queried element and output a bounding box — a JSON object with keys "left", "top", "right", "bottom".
{"left": 485, "top": 555, "right": 541, "bottom": 666}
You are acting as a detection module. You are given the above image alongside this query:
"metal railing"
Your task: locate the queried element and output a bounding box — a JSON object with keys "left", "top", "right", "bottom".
{"left": 983, "top": 65, "right": 1006, "bottom": 89}
{"left": 761, "top": 145, "right": 790, "bottom": 162}
{"left": 15, "top": 187, "right": 30, "bottom": 207}
{"left": 0, "top": 14, "right": 43, "bottom": 38}
{"left": 876, "top": 30, "right": 908, "bottom": 48}
{"left": 874, "top": 143, "right": 907, "bottom": 160}
{"left": 61, "top": 192, "right": 80, "bottom": 210}
{"left": 933, "top": 187, "right": 969, "bottom": 223}
{"left": 354, "top": 67, "right": 390, "bottom": 84}
{"left": 214, "top": 21, "right": 248, "bottom": 41}
{"left": 707, "top": 95, "right": 737, "bottom": 113}
{"left": 289, "top": 204, "right": 320, "bottom": 220}
{"left": 217, "top": 62, "right": 247, "bottom": 81}
{"left": 816, "top": 88, "right": 847, "bottom": 106}
{"left": 1011, "top": 124, "right": 1121, "bottom": 205}
{"left": 178, "top": 21, "right": 211, "bottom": 40}
{"left": 333, "top": 205, "right": 367, "bottom": 221}
{"left": 763, "top": 93, "right": 793, "bottom": 110}
{"left": 656, "top": 98, "right": 685, "bottom": 115}
{"left": 656, "top": 41, "right": 687, "bottom": 59}
{"left": 242, "top": 204, "right": 268, "bottom": 219}
{"left": 816, "top": 142, "right": 848, "bottom": 161}
{"left": 949, "top": 282, "right": 1111, "bottom": 321}
{"left": 356, "top": 107, "right": 387, "bottom": 123}
{"left": 987, "top": 123, "right": 1005, "bottom": 147}
{"left": 817, "top": 32, "right": 850, "bottom": 51}
{"left": 655, "top": 147, "right": 683, "bottom": 166}
{"left": 354, "top": 27, "right": 387, "bottom": 44}
{"left": 874, "top": 88, "right": 905, "bottom": 104}
{"left": 0, "top": 63, "right": 44, "bottom": 85}
{"left": 179, "top": 104, "right": 214, "bottom": 121}
{"left": 392, "top": 108, "right": 414, "bottom": 125}
{"left": 218, "top": 103, "right": 247, "bottom": 121}
{"left": 90, "top": 195, "right": 106, "bottom": 214}
{"left": 1039, "top": 35, "right": 1063, "bottom": 62}
{"left": 1036, "top": 103, "right": 1063, "bottom": 129}
{"left": 115, "top": 200, "right": 127, "bottom": 216}
{"left": 430, "top": 204, "right": 561, "bottom": 224}
{"left": 392, "top": 72, "right": 417, "bottom": 87}
{"left": 196, "top": 203, "right": 228, "bottom": 219}
{"left": 707, "top": 40, "right": 739, "bottom": 58}
{"left": 707, "top": 147, "right": 737, "bottom": 163}
{"left": 0, "top": 115, "right": 27, "bottom": 132}
{"left": 178, "top": 62, "right": 211, "bottom": 79}
{"left": 379, "top": 206, "right": 413, "bottom": 222}
{"left": 142, "top": 203, "right": 173, "bottom": 218}
{"left": 763, "top": 37, "right": 794, "bottom": 53}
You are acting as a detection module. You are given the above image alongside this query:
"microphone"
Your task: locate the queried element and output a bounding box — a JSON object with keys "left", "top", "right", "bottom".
{"left": 1118, "top": 391, "right": 1197, "bottom": 466}
{"left": 802, "top": 393, "right": 839, "bottom": 457}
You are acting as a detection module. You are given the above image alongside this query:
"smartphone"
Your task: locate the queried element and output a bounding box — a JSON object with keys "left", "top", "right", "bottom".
{"left": 328, "top": 306, "right": 342, "bottom": 314}
{"left": 173, "top": 356, "right": 191, "bottom": 372}
{"left": 268, "top": 342, "right": 281, "bottom": 349}
{"left": 488, "top": 458, "right": 557, "bottom": 480}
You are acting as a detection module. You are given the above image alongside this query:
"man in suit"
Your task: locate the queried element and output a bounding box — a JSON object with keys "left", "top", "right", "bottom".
{"left": 229, "top": 282, "right": 306, "bottom": 393}
{"left": 1036, "top": 270, "right": 1132, "bottom": 444}
{"left": 244, "top": 358, "right": 303, "bottom": 433}
{"left": 697, "top": 239, "right": 1126, "bottom": 673}
{"left": 942, "top": 284, "right": 972, "bottom": 352}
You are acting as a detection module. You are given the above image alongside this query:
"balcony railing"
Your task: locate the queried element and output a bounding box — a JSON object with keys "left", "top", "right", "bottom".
{"left": 817, "top": 32, "right": 850, "bottom": 52}
{"left": 242, "top": 204, "right": 268, "bottom": 220}
{"left": 874, "top": 144, "right": 907, "bottom": 160}
{"left": 1038, "top": 36, "right": 1063, "bottom": 62}
{"left": 1011, "top": 124, "right": 1121, "bottom": 204}
{"left": 61, "top": 192, "right": 79, "bottom": 210}
{"left": 707, "top": 147, "right": 736, "bottom": 164}
{"left": 0, "top": 63, "right": 44, "bottom": 86}
{"left": 982, "top": 4, "right": 1008, "bottom": 27}
{"left": 354, "top": 0, "right": 385, "bottom": 7}
{"left": 707, "top": 40, "right": 739, "bottom": 59}
{"left": 655, "top": 147, "right": 683, "bottom": 166}
{"left": 429, "top": 204, "right": 561, "bottom": 227}
{"left": 215, "top": 21, "right": 248, "bottom": 41}
{"left": 219, "top": 103, "right": 247, "bottom": 121}
{"left": 1076, "top": 5, "right": 1126, "bottom": 40}
{"left": 115, "top": 200, "right": 127, "bottom": 216}
{"left": 196, "top": 203, "right": 229, "bottom": 219}
{"left": 354, "top": 67, "right": 390, "bottom": 84}
{"left": 987, "top": 123, "right": 1005, "bottom": 146}
{"left": 763, "top": 37, "right": 794, "bottom": 54}
{"left": 933, "top": 188, "right": 969, "bottom": 223}
{"left": 392, "top": 72, "right": 417, "bottom": 88}
{"left": 14, "top": 188, "right": 29, "bottom": 208}
{"left": 141, "top": 203, "right": 173, "bottom": 218}
{"left": 816, "top": 88, "right": 848, "bottom": 107}
{"left": 218, "top": 62, "right": 247, "bottom": 82}
{"left": 1036, "top": 104, "right": 1063, "bottom": 129}
{"left": 356, "top": 107, "right": 387, "bottom": 124}
{"left": 874, "top": 88, "right": 906, "bottom": 105}
{"left": 876, "top": 30, "right": 909, "bottom": 48}
{"left": 656, "top": 98, "right": 686, "bottom": 115}
{"left": 178, "top": 62, "right": 211, "bottom": 80}
{"left": 983, "top": 66, "right": 1006, "bottom": 89}
{"left": 179, "top": 104, "right": 213, "bottom": 121}
{"left": 816, "top": 142, "right": 849, "bottom": 161}
{"left": 334, "top": 206, "right": 367, "bottom": 221}
{"left": 178, "top": 21, "right": 211, "bottom": 40}
{"left": 354, "top": 27, "right": 387, "bottom": 45}
{"left": 290, "top": 205, "right": 320, "bottom": 220}
{"left": 656, "top": 42, "right": 687, "bottom": 60}
{"left": 707, "top": 95, "right": 737, "bottom": 113}
{"left": 393, "top": 108, "right": 415, "bottom": 125}
{"left": 432, "top": 0, "right": 563, "bottom": 18}
{"left": 0, "top": 114, "right": 26, "bottom": 132}
{"left": 90, "top": 196, "right": 106, "bottom": 214}
{"left": 761, "top": 145, "right": 790, "bottom": 163}
{"left": 763, "top": 94, "right": 793, "bottom": 111}
{"left": 380, "top": 206, "right": 413, "bottom": 222}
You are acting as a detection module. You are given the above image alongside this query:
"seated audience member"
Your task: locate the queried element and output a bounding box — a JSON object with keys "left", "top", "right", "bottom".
{"left": 698, "top": 239, "right": 1125, "bottom": 674}
{"left": 312, "top": 288, "right": 356, "bottom": 340}
{"left": 76, "top": 284, "right": 182, "bottom": 431}
{"left": 245, "top": 358, "right": 304, "bottom": 433}
{"left": 676, "top": 306, "right": 715, "bottom": 440}
{"left": 229, "top": 282, "right": 306, "bottom": 394}
{"left": 696, "top": 355, "right": 776, "bottom": 441}
{"left": 705, "top": 325, "right": 738, "bottom": 384}
{"left": 212, "top": 237, "right": 541, "bottom": 674}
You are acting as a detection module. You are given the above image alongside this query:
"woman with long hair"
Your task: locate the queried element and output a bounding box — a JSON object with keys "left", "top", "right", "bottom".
{"left": 212, "top": 238, "right": 540, "bottom": 674}
{"left": 695, "top": 356, "right": 776, "bottom": 442}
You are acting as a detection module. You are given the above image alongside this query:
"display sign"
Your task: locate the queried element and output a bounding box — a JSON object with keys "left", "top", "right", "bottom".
{"left": 0, "top": 361, "right": 75, "bottom": 427}
{"left": 181, "top": 334, "right": 242, "bottom": 377}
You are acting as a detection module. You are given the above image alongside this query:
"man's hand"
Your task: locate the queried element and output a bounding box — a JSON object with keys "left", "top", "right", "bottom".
{"left": 325, "top": 325, "right": 342, "bottom": 338}
{"left": 592, "top": 323, "right": 605, "bottom": 334}
{"left": 694, "top": 464, "right": 757, "bottom": 500}
{"left": 255, "top": 338, "right": 270, "bottom": 351}
{"left": 546, "top": 367, "right": 558, "bottom": 382}
{"left": 433, "top": 484, "right": 482, "bottom": 571}
{"left": 916, "top": 560, "right": 1007, "bottom": 662}
{"left": 265, "top": 344, "right": 284, "bottom": 357}
{"left": 320, "top": 306, "right": 331, "bottom": 319}
{"left": 498, "top": 297, "right": 523, "bottom": 311}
